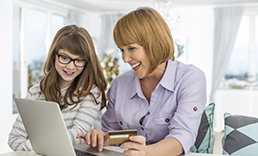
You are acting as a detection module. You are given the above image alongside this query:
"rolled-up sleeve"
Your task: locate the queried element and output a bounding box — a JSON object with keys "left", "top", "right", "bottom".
{"left": 165, "top": 67, "right": 207, "bottom": 153}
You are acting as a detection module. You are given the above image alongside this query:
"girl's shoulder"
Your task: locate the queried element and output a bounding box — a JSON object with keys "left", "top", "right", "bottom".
{"left": 90, "top": 84, "right": 100, "bottom": 95}
{"left": 26, "top": 83, "right": 44, "bottom": 99}
{"left": 28, "top": 83, "right": 41, "bottom": 93}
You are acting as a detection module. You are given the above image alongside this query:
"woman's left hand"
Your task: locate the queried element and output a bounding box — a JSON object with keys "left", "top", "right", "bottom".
{"left": 120, "top": 135, "right": 147, "bottom": 156}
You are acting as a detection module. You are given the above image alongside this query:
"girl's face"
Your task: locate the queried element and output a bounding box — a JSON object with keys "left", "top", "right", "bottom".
{"left": 119, "top": 43, "right": 150, "bottom": 79}
{"left": 55, "top": 49, "right": 85, "bottom": 89}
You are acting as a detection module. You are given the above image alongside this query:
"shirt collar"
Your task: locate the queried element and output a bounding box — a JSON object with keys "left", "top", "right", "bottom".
{"left": 129, "top": 72, "right": 146, "bottom": 99}
{"left": 129, "top": 59, "right": 177, "bottom": 99}
{"left": 159, "top": 59, "right": 176, "bottom": 92}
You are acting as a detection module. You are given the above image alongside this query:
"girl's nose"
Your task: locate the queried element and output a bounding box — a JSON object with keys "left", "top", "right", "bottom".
{"left": 66, "top": 61, "right": 76, "bottom": 69}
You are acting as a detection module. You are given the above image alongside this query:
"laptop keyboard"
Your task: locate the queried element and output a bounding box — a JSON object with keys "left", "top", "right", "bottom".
{"left": 74, "top": 149, "right": 98, "bottom": 156}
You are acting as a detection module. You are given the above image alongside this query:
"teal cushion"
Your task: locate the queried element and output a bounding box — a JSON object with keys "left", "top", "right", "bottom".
{"left": 223, "top": 113, "right": 258, "bottom": 156}
{"left": 191, "top": 103, "right": 215, "bottom": 153}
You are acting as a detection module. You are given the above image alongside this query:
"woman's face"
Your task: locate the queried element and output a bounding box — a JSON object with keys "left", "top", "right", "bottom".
{"left": 119, "top": 43, "right": 150, "bottom": 79}
{"left": 55, "top": 49, "right": 85, "bottom": 89}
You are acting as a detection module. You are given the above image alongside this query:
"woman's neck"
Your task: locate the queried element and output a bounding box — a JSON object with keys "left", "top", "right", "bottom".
{"left": 141, "top": 62, "right": 167, "bottom": 87}
{"left": 140, "top": 62, "right": 167, "bottom": 102}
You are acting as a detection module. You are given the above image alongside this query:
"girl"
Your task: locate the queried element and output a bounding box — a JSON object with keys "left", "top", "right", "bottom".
{"left": 8, "top": 25, "right": 107, "bottom": 151}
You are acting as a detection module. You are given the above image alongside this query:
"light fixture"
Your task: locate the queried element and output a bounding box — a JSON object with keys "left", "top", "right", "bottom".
{"left": 154, "top": 0, "right": 181, "bottom": 30}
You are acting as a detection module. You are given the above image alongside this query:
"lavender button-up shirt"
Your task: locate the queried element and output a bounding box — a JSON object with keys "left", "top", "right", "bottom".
{"left": 101, "top": 59, "right": 207, "bottom": 153}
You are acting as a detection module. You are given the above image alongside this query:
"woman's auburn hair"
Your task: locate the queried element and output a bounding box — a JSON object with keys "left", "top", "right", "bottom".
{"left": 40, "top": 25, "right": 107, "bottom": 111}
{"left": 113, "top": 7, "right": 175, "bottom": 74}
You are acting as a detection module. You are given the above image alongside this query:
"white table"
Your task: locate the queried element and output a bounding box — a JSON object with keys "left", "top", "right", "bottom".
{"left": 0, "top": 146, "right": 225, "bottom": 156}
{"left": 0, "top": 151, "right": 226, "bottom": 156}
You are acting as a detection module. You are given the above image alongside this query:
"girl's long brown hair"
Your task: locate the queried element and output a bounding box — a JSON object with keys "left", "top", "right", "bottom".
{"left": 40, "top": 25, "right": 107, "bottom": 110}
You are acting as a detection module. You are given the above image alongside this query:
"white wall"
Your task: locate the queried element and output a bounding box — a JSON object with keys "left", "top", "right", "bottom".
{"left": 0, "top": 0, "right": 13, "bottom": 154}
{"left": 82, "top": 12, "right": 102, "bottom": 57}
{"left": 171, "top": 6, "right": 214, "bottom": 103}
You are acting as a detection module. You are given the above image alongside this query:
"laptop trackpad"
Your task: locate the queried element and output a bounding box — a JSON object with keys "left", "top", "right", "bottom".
{"left": 74, "top": 144, "right": 124, "bottom": 156}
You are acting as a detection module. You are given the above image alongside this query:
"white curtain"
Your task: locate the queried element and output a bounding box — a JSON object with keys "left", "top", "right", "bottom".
{"left": 99, "top": 13, "right": 123, "bottom": 60}
{"left": 100, "top": 13, "right": 133, "bottom": 73}
{"left": 210, "top": 6, "right": 244, "bottom": 102}
{"left": 93, "top": 13, "right": 124, "bottom": 130}
{"left": 67, "top": 9, "right": 84, "bottom": 26}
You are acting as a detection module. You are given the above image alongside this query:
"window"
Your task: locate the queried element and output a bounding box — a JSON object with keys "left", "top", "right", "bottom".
{"left": 12, "top": 3, "right": 66, "bottom": 114}
{"left": 223, "top": 9, "right": 258, "bottom": 88}
{"left": 13, "top": 6, "right": 20, "bottom": 114}
{"left": 255, "top": 15, "right": 258, "bottom": 81}
{"left": 225, "top": 16, "right": 250, "bottom": 81}
{"left": 26, "top": 8, "right": 48, "bottom": 88}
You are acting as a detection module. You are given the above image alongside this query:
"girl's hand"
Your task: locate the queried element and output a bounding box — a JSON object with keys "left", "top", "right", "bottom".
{"left": 120, "top": 135, "right": 147, "bottom": 156}
{"left": 76, "top": 129, "right": 109, "bottom": 152}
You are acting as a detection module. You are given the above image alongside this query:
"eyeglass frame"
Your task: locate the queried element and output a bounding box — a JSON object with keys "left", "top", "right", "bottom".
{"left": 56, "top": 54, "right": 87, "bottom": 68}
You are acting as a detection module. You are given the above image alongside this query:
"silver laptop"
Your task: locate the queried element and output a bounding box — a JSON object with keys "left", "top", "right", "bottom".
{"left": 14, "top": 98, "right": 124, "bottom": 156}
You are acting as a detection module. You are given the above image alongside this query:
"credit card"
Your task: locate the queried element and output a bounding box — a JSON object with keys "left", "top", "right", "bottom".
{"left": 108, "top": 129, "right": 137, "bottom": 144}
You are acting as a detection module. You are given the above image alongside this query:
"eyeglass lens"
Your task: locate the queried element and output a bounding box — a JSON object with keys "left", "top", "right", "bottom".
{"left": 58, "top": 54, "right": 86, "bottom": 67}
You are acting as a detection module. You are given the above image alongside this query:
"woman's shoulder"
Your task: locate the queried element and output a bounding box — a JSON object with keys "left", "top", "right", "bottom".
{"left": 171, "top": 60, "right": 206, "bottom": 88}
{"left": 107, "top": 70, "right": 135, "bottom": 95}
{"left": 174, "top": 60, "right": 205, "bottom": 77}
{"left": 112, "top": 70, "right": 135, "bottom": 85}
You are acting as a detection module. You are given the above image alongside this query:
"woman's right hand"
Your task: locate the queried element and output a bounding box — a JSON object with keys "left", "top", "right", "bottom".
{"left": 77, "top": 129, "right": 109, "bottom": 152}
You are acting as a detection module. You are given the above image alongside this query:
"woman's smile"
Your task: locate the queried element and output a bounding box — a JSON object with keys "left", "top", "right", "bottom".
{"left": 131, "top": 62, "right": 142, "bottom": 71}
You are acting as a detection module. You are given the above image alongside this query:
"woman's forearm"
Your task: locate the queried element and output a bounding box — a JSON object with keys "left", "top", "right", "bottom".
{"left": 146, "top": 137, "right": 183, "bottom": 156}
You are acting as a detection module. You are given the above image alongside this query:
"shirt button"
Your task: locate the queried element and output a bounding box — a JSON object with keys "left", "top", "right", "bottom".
{"left": 147, "top": 111, "right": 150, "bottom": 115}
{"left": 165, "top": 118, "right": 170, "bottom": 122}
{"left": 119, "top": 121, "right": 123, "bottom": 125}
{"left": 141, "top": 127, "right": 144, "bottom": 130}
{"left": 193, "top": 107, "right": 198, "bottom": 111}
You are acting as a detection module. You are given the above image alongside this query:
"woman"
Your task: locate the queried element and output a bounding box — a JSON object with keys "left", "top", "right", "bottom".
{"left": 8, "top": 25, "right": 107, "bottom": 151}
{"left": 78, "top": 7, "right": 206, "bottom": 156}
